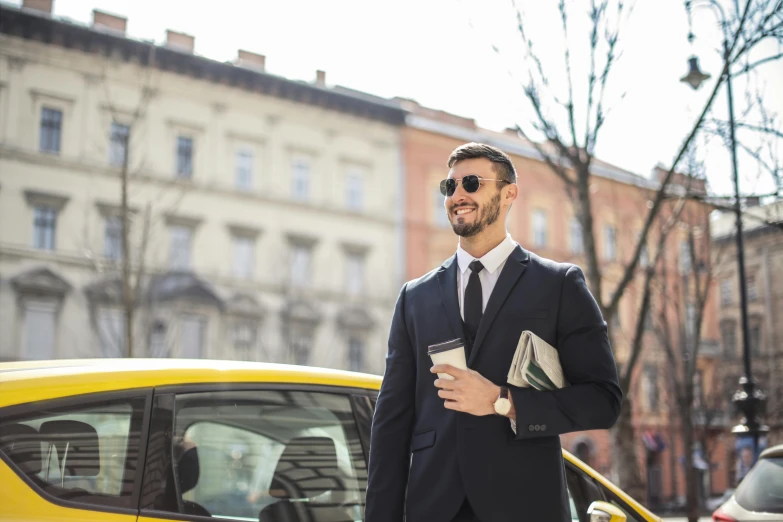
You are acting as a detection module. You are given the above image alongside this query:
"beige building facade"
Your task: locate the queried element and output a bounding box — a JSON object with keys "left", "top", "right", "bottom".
{"left": 712, "top": 201, "right": 783, "bottom": 443}
{"left": 0, "top": 2, "right": 407, "bottom": 373}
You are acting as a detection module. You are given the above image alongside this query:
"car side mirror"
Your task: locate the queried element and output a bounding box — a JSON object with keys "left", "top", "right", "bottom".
{"left": 587, "top": 500, "right": 627, "bottom": 522}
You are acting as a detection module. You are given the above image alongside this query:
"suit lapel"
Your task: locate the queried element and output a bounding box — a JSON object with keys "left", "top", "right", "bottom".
{"left": 437, "top": 254, "right": 464, "bottom": 341}
{"left": 468, "top": 245, "right": 531, "bottom": 366}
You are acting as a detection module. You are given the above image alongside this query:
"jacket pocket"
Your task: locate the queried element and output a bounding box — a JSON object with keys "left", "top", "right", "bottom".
{"left": 508, "top": 434, "right": 561, "bottom": 448}
{"left": 411, "top": 430, "right": 436, "bottom": 452}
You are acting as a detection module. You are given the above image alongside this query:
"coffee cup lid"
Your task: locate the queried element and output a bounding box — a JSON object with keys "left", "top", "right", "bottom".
{"left": 427, "top": 338, "right": 464, "bottom": 355}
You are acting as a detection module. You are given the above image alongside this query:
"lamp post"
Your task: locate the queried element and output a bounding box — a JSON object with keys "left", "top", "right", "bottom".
{"left": 680, "top": 0, "right": 768, "bottom": 471}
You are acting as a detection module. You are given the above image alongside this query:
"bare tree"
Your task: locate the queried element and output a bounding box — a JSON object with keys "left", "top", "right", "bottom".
{"left": 653, "top": 202, "right": 715, "bottom": 522}
{"left": 85, "top": 43, "right": 190, "bottom": 358}
{"left": 471, "top": 0, "right": 783, "bottom": 498}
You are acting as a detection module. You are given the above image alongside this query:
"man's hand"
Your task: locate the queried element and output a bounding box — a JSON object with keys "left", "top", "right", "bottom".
{"left": 431, "top": 364, "right": 500, "bottom": 416}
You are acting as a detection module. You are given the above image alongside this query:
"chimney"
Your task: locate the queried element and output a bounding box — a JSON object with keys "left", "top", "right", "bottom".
{"left": 165, "top": 30, "right": 195, "bottom": 53}
{"left": 22, "top": 0, "right": 53, "bottom": 14}
{"left": 92, "top": 9, "right": 127, "bottom": 35}
{"left": 316, "top": 69, "right": 326, "bottom": 87}
{"left": 236, "top": 49, "right": 266, "bottom": 71}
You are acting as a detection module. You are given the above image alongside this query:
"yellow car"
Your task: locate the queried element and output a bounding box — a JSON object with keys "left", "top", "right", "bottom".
{"left": 0, "top": 359, "right": 661, "bottom": 522}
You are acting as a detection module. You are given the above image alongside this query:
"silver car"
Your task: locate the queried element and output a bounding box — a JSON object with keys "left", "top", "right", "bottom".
{"left": 712, "top": 443, "right": 783, "bottom": 521}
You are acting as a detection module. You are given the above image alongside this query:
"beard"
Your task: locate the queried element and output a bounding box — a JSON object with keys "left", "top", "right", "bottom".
{"left": 450, "top": 192, "right": 501, "bottom": 238}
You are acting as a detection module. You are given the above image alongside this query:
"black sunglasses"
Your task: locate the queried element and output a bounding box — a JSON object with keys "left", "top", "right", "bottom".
{"left": 439, "top": 175, "right": 510, "bottom": 197}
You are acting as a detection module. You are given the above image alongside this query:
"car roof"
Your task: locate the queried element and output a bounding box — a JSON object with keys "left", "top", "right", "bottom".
{"left": 760, "top": 443, "right": 783, "bottom": 459}
{"left": 0, "top": 358, "right": 382, "bottom": 408}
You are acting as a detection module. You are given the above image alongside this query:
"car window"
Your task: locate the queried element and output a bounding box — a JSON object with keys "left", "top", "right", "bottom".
{"left": 735, "top": 457, "right": 783, "bottom": 514}
{"left": 0, "top": 394, "right": 147, "bottom": 510}
{"left": 595, "top": 482, "right": 643, "bottom": 522}
{"left": 153, "top": 389, "right": 367, "bottom": 522}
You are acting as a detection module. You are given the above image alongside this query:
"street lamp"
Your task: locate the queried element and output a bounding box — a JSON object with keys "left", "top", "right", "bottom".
{"left": 680, "top": 0, "right": 768, "bottom": 469}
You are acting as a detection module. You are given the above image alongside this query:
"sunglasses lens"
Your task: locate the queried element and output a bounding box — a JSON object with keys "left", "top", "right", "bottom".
{"left": 462, "top": 175, "right": 480, "bottom": 193}
{"left": 440, "top": 179, "right": 456, "bottom": 196}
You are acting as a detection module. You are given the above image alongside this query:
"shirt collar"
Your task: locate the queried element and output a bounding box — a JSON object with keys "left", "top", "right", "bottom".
{"left": 456, "top": 234, "right": 518, "bottom": 275}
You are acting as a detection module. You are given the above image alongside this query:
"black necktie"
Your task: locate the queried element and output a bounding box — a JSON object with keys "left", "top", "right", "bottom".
{"left": 464, "top": 260, "right": 484, "bottom": 354}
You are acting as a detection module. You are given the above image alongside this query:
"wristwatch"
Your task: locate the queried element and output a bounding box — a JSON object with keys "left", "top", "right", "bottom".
{"left": 493, "top": 386, "right": 512, "bottom": 416}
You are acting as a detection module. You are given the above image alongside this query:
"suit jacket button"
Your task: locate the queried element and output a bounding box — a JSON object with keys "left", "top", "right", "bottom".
{"left": 528, "top": 425, "right": 535, "bottom": 432}
{"left": 541, "top": 424, "right": 546, "bottom": 431}
{"left": 534, "top": 425, "right": 540, "bottom": 431}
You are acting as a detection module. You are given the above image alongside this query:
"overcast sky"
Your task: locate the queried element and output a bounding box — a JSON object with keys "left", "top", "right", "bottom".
{"left": 10, "top": 0, "right": 782, "bottom": 197}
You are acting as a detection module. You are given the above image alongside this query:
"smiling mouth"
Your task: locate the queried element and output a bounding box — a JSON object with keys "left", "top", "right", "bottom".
{"left": 454, "top": 207, "right": 476, "bottom": 216}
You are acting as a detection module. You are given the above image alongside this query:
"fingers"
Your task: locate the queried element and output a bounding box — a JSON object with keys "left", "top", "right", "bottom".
{"left": 438, "top": 389, "right": 457, "bottom": 400}
{"left": 443, "top": 400, "right": 460, "bottom": 411}
{"left": 433, "top": 378, "right": 461, "bottom": 390}
{"left": 430, "top": 364, "right": 467, "bottom": 379}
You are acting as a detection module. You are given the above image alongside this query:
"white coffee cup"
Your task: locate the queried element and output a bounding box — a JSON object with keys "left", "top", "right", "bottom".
{"left": 427, "top": 338, "right": 467, "bottom": 380}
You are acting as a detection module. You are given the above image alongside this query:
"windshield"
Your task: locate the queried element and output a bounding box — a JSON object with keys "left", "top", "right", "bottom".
{"left": 735, "top": 457, "right": 783, "bottom": 514}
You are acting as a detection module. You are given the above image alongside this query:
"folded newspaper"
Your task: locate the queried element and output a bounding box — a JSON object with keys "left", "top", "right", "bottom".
{"left": 506, "top": 330, "right": 568, "bottom": 391}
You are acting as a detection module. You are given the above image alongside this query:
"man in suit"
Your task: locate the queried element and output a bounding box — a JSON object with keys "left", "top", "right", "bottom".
{"left": 366, "top": 143, "right": 622, "bottom": 522}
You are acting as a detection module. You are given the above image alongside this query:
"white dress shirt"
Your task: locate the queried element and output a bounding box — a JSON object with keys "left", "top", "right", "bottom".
{"left": 456, "top": 233, "right": 518, "bottom": 319}
{"left": 456, "top": 233, "right": 519, "bottom": 431}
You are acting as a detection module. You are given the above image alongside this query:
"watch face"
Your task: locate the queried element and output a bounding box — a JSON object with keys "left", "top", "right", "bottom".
{"left": 494, "top": 398, "right": 511, "bottom": 416}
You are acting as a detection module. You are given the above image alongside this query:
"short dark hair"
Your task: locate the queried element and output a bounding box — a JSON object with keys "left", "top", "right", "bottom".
{"left": 447, "top": 142, "right": 517, "bottom": 184}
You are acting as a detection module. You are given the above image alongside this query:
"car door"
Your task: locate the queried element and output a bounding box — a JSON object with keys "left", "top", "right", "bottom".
{"left": 137, "top": 384, "right": 374, "bottom": 522}
{"left": 0, "top": 389, "right": 151, "bottom": 522}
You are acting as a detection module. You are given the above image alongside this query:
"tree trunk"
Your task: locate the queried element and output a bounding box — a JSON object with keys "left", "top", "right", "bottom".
{"left": 120, "top": 131, "right": 134, "bottom": 357}
{"left": 575, "top": 167, "right": 602, "bottom": 301}
{"left": 682, "top": 402, "right": 701, "bottom": 522}
{"left": 610, "top": 396, "right": 647, "bottom": 502}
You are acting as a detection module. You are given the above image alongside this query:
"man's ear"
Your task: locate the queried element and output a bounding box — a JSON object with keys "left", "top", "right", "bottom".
{"left": 506, "top": 183, "right": 519, "bottom": 203}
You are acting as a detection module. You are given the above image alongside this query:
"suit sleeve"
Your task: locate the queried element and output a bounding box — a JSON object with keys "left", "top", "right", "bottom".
{"left": 365, "top": 284, "right": 416, "bottom": 521}
{"left": 509, "top": 265, "right": 622, "bottom": 439}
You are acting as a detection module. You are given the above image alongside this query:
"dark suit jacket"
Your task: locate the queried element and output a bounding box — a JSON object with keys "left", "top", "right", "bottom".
{"left": 365, "top": 246, "right": 622, "bottom": 522}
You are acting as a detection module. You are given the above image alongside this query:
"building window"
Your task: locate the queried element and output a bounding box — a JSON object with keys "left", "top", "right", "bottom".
{"left": 532, "top": 209, "right": 547, "bottom": 247}
{"left": 433, "top": 187, "right": 450, "bottom": 228}
{"left": 169, "top": 226, "right": 192, "bottom": 270}
{"left": 750, "top": 317, "right": 762, "bottom": 355}
{"left": 40, "top": 107, "right": 62, "bottom": 154}
{"left": 233, "top": 322, "right": 256, "bottom": 360}
{"left": 642, "top": 365, "right": 659, "bottom": 411}
{"left": 679, "top": 240, "right": 692, "bottom": 273}
{"left": 233, "top": 236, "right": 255, "bottom": 279}
{"left": 289, "top": 328, "right": 312, "bottom": 365}
{"left": 693, "top": 370, "right": 703, "bottom": 409}
{"left": 720, "top": 278, "right": 732, "bottom": 306}
{"left": 639, "top": 231, "right": 649, "bottom": 268}
{"left": 22, "top": 301, "right": 56, "bottom": 360}
{"left": 180, "top": 315, "right": 205, "bottom": 358}
{"left": 290, "top": 244, "right": 312, "bottom": 288}
{"left": 721, "top": 320, "right": 737, "bottom": 358}
{"left": 176, "top": 136, "right": 193, "bottom": 178}
{"left": 109, "top": 122, "right": 129, "bottom": 167}
{"left": 603, "top": 225, "right": 617, "bottom": 261}
{"left": 747, "top": 274, "right": 758, "bottom": 301}
{"left": 33, "top": 207, "right": 57, "bottom": 251}
{"left": 685, "top": 303, "right": 697, "bottom": 344}
{"left": 104, "top": 216, "right": 123, "bottom": 261}
{"left": 97, "top": 308, "right": 125, "bottom": 357}
{"left": 235, "top": 149, "right": 253, "bottom": 190}
{"left": 569, "top": 218, "right": 583, "bottom": 255}
{"left": 346, "top": 169, "right": 364, "bottom": 210}
{"left": 644, "top": 307, "right": 653, "bottom": 331}
{"left": 291, "top": 157, "right": 310, "bottom": 201}
{"left": 348, "top": 337, "right": 364, "bottom": 372}
{"left": 149, "top": 321, "right": 168, "bottom": 358}
{"left": 345, "top": 252, "right": 365, "bottom": 296}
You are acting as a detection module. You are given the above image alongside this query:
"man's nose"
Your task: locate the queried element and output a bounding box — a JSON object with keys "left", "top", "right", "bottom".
{"left": 450, "top": 180, "right": 469, "bottom": 202}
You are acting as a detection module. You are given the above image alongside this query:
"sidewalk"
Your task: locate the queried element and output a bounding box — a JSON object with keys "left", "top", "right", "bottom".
{"left": 662, "top": 517, "right": 712, "bottom": 521}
